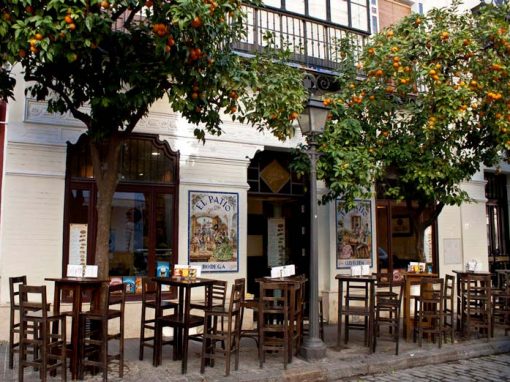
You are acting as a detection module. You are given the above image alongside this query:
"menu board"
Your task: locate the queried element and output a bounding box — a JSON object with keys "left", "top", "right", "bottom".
{"left": 267, "top": 218, "right": 285, "bottom": 267}
{"left": 69, "top": 224, "right": 87, "bottom": 266}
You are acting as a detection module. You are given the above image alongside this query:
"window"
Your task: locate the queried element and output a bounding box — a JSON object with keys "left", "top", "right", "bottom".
{"left": 261, "top": 0, "right": 370, "bottom": 32}
{"left": 65, "top": 134, "right": 179, "bottom": 295}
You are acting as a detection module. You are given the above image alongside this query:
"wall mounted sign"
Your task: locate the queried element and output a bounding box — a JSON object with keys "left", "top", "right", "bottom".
{"left": 336, "top": 200, "right": 373, "bottom": 269}
{"left": 188, "top": 191, "right": 239, "bottom": 272}
{"left": 69, "top": 223, "right": 87, "bottom": 266}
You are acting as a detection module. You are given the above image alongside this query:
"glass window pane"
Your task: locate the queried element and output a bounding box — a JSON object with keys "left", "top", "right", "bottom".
{"left": 308, "top": 0, "right": 327, "bottom": 20}
{"left": 156, "top": 193, "right": 174, "bottom": 267}
{"left": 331, "top": 0, "right": 349, "bottom": 26}
{"left": 263, "top": 0, "right": 281, "bottom": 8}
{"left": 69, "top": 189, "right": 90, "bottom": 224}
{"left": 109, "top": 192, "right": 149, "bottom": 281}
{"left": 351, "top": 3, "right": 368, "bottom": 31}
{"left": 286, "top": 0, "right": 305, "bottom": 15}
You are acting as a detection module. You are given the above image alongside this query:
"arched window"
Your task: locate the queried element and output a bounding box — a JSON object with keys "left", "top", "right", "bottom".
{"left": 64, "top": 134, "right": 179, "bottom": 295}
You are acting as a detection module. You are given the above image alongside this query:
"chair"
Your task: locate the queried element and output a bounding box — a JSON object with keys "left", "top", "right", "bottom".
{"left": 9, "top": 276, "right": 51, "bottom": 370}
{"left": 492, "top": 285, "right": 510, "bottom": 336}
{"left": 139, "top": 277, "right": 178, "bottom": 360}
{"left": 289, "top": 275, "right": 306, "bottom": 355}
{"left": 79, "top": 283, "right": 126, "bottom": 381}
{"left": 373, "top": 281, "right": 403, "bottom": 355}
{"left": 9, "top": 276, "right": 27, "bottom": 370}
{"left": 200, "top": 278, "right": 245, "bottom": 376}
{"left": 413, "top": 278, "right": 444, "bottom": 348}
{"left": 189, "top": 279, "right": 227, "bottom": 344}
{"left": 443, "top": 274, "right": 455, "bottom": 343}
{"left": 338, "top": 278, "right": 374, "bottom": 348}
{"left": 258, "top": 280, "right": 290, "bottom": 369}
{"left": 18, "top": 285, "right": 67, "bottom": 382}
{"left": 462, "top": 273, "right": 492, "bottom": 340}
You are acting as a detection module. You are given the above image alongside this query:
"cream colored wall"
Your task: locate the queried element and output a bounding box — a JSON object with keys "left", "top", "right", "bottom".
{"left": 438, "top": 173, "right": 488, "bottom": 278}
{"left": 0, "top": 69, "right": 323, "bottom": 340}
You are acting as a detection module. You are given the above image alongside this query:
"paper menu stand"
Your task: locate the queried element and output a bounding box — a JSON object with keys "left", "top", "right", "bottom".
{"left": 351, "top": 265, "right": 362, "bottom": 276}
{"left": 271, "top": 264, "right": 296, "bottom": 278}
{"left": 84, "top": 265, "right": 98, "bottom": 278}
{"left": 67, "top": 264, "right": 83, "bottom": 277}
{"left": 361, "top": 265, "right": 370, "bottom": 275}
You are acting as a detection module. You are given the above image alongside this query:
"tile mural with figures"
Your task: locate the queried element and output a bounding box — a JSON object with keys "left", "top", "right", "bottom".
{"left": 188, "top": 191, "right": 239, "bottom": 272}
{"left": 336, "top": 199, "right": 373, "bottom": 268}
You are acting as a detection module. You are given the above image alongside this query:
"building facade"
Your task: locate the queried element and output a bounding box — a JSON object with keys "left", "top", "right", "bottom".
{"left": 0, "top": 0, "right": 499, "bottom": 340}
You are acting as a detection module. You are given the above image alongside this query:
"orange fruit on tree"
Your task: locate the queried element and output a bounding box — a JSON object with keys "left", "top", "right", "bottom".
{"left": 230, "top": 106, "right": 237, "bottom": 113}
{"left": 68, "top": 23, "right": 76, "bottom": 31}
{"left": 101, "top": 1, "right": 110, "bottom": 9}
{"left": 191, "top": 16, "right": 203, "bottom": 28}
{"left": 289, "top": 111, "right": 299, "bottom": 120}
{"left": 35, "top": 33, "right": 44, "bottom": 41}
{"left": 64, "top": 15, "right": 73, "bottom": 24}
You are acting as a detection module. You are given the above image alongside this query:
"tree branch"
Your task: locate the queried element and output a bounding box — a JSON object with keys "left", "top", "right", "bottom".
{"left": 25, "top": 75, "right": 92, "bottom": 127}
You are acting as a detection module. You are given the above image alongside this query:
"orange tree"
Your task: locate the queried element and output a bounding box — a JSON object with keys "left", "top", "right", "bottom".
{"left": 0, "top": 0, "right": 305, "bottom": 279}
{"left": 315, "top": 1, "right": 510, "bottom": 260}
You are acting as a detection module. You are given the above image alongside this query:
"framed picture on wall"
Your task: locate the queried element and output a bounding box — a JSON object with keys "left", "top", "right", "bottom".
{"left": 336, "top": 199, "right": 373, "bottom": 269}
{"left": 392, "top": 216, "right": 412, "bottom": 236}
{"left": 188, "top": 191, "right": 239, "bottom": 272}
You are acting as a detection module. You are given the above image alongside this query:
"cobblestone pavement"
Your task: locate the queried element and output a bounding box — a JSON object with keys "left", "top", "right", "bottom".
{"left": 350, "top": 353, "right": 510, "bottom": 382}
{"left": 2, "top": 325, "right": 510, "bottom": 381}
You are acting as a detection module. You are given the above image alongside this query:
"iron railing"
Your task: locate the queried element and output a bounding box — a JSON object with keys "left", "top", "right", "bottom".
{"left": 234, "top": 4, "right": 370, "bottom": 72}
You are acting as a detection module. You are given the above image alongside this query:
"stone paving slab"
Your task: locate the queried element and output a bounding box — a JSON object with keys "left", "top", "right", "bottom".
{"left": 2, "top": 325, "right": 510, "bottom": 381}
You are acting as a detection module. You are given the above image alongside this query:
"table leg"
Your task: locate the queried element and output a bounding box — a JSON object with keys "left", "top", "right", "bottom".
{"left": 403, "top": 279, "right": 411, "bottom": 340}
{"left": 337, "top": 281, "right": 343, "bottom": 348}
{"left": 70, "top": 285, "right": 82, "bottom": 380}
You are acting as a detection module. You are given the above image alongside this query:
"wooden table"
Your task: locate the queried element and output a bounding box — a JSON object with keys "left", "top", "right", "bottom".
{"left": 336, "top": 274, "right": 376, "bottom": 350}
{"left": 452, "top": 270, "right": 492, "bottom": 336}
{"left": 255, "top": 275, "right": 305, "bottom": 361}
{"left": 152, "top": 276, "right": 215, "bottom": 374}
{"left": 45, "top": 277, "right": 108, "bottom": 380}
{"left": 402, "top": 272, "right": 437, "bottom": 340}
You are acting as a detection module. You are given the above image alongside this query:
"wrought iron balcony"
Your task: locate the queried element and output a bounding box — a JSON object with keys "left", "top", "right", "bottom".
{"left": 235, "top": 4, "right": 370, "bottom": 73}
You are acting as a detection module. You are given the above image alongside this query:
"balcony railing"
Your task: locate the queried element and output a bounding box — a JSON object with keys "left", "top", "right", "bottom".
{"left": 235, "top": 4, "right": 370, "bottom": 73}
{"left": 112, "top": 4, "right": 370, "bottom": 73}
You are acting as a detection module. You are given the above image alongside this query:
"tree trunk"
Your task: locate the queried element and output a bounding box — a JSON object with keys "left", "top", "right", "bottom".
{"left": 89, "top": 134, "right": 124, "bottom": 281}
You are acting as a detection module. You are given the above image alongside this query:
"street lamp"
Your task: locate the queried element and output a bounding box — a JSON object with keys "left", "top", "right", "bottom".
{"left": 298, "top": 97, "right": 329, "bottom": 360}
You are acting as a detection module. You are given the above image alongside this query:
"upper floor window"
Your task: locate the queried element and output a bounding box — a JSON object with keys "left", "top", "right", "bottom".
{"left": 262, "top": 0, "right": 370, "bottom": 32}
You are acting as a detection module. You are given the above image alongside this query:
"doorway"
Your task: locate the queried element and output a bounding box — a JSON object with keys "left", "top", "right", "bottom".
{"left": 246, "top": 150, "right": 309, "bottom": 296}
{"left": 376, "top": 200, "right": 436, "bottom": 276}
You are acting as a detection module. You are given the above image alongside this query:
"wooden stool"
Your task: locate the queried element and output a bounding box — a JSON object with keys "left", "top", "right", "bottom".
{"left": 414, "top": 278, "right": 444, "bottom": 348}
{"left": 139, "top": 277, "right": 177, "bottom": 360}
{"left": 443, "top": 274, "right": 455, "bottom": 343}
{"left": 373, "top": 282, "right": 403, "bottom": 355}
{"left": 79, "top": 283, "right": 126, "bottom": 381}
{"left": 258, "top": 280, "right": 291, "bottom": 369}
{"left": 18, "top": 285, "right": 66, "bottom": 382}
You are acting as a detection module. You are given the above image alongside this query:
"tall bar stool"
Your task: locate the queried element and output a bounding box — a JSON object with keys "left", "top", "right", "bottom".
{"left": 463, "top": 273, "right": 492, "bottom": 339}
{"left": 189, "top": 279, "right": 227, "bottom": 343}
{"left": 9, "top": 276, "right": 27, "bottom": 370}
{"left": 9, "top": 276, "right": 50, "bottom": 370}
{"left": 79, "top": 283, "right": 126, "bottom": 381}
{"left": 443, "top": 274, "right": 455, "bottom": 343}
{"left": 200, "top": 278, "right": 245, "bottom": 376}
{"left": 373, "top": 281, "right": 403, "bottom": 355}
{"left": 413, "top": 278, "right": 444, "bottom": 348}
{"left": 18, "top": 285, "right": 67, "bottom": 382}
{"left": 337, "top": 275, "right": 376, "bottom": 350}
{"left": 258, "top": 280, "right": 290, "bottom": 369}
{"left": 139, "top": 277, "right": 178, "bottom": 360}
{"left": 492, "top": 284, "right": 510, "bottom": 336}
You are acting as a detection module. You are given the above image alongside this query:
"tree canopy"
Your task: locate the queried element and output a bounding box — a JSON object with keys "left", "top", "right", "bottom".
{"left": 0, "top": 0, "right": 306, "bottom": 278}
{"left": 311, "top": 1, "right": 510, "bottom": 258}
